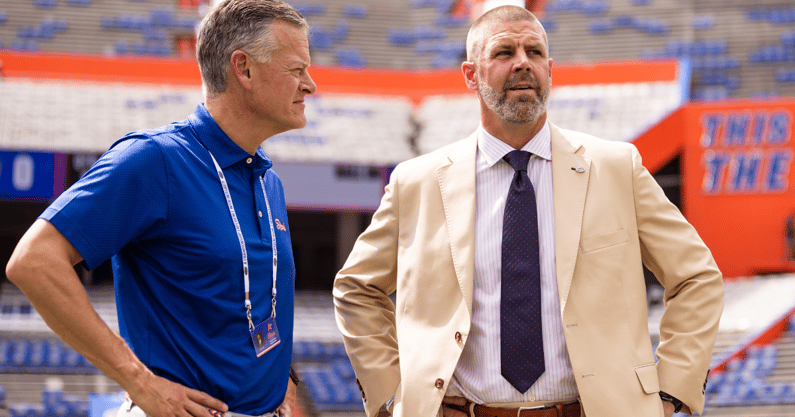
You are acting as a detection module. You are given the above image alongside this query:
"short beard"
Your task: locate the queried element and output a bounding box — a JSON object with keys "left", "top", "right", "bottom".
{"left": 479, "top": 73, "right": 549, "bottom": 124}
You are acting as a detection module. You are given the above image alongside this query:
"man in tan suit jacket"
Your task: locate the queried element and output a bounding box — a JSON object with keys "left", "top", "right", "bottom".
{"left": 334, "top": 6, "right": 724, "bottom": 417}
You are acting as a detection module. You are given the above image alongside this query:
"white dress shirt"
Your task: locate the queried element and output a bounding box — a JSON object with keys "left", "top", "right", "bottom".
{"left": 448, "top": 122, "right": 578, "bottom": 403}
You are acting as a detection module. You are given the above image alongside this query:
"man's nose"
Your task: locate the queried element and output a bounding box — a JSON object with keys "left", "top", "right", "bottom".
{"left": 302, "top": 71, "right": 317, "bottom": 94}
{"left": 513, "top": 51, "right": 532, "bottom": 72}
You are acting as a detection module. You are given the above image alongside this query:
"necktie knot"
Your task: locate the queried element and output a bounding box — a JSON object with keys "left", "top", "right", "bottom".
{"left": 503, "top": 150, "right": 531, "bottom": 173}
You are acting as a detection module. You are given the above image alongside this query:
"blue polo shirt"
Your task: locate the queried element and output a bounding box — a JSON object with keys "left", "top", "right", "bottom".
{"left": 40, "top": 104, "right": 295, "bottom": 415}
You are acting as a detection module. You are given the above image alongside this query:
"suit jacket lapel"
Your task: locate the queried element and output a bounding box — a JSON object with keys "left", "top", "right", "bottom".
{"left": 437, "top": 133, "right": 478, "bottom": 314}
{"left": 550, "top": 123, "right": 590, "bottom": 313}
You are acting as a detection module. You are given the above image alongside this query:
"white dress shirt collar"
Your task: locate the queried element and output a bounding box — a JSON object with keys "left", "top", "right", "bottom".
{"left": 477, "top": 122, "right": 552, "bottom": 168}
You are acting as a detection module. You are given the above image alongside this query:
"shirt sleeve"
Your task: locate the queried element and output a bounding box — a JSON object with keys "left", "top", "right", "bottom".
{"left": 40, "top": 136, "right": 170, "bottom": 270}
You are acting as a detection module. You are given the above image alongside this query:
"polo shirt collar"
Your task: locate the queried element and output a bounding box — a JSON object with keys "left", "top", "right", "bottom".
{"left": 189, "top": 104, "right": 273, "bottom": 171}
{"left": 477, "top": 121, "right": 552, "bottom": 169}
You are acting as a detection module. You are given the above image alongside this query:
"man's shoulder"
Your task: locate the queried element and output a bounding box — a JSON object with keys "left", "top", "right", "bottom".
{"left": 551, "top": 123, "right": 636, "bottom": 158}
{"left": 110, "top": 117, "right": 196, "bottom": 155}
{"left": 394, "top": 135, "right": 476, "bottom": 174}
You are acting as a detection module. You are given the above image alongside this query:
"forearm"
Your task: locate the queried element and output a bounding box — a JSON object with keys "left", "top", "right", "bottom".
{"left": 6, "top": 220, "right": 152, "bottom": 393}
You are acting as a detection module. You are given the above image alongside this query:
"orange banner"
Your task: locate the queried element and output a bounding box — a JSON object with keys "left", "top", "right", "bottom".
{"left": 637, "top": 101, "right": 795, "bottom": 278}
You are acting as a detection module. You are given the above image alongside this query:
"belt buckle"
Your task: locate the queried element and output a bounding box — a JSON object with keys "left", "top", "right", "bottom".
{"left": 516, "top": 405, "right": 545, "bottom": 417}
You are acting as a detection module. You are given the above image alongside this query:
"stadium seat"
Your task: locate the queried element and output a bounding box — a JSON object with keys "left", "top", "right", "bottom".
{"left": 293, "top": 3, "right": 326, "bottom": 18}
{"left": 34, "top": 0, "right": 57, "bottom": 9}
{"left": 436, "top": 13, "right": 468, "bottom": 28}
{"left": 335, "top": 48, "right": 367, "bottom": 67}
{"left": 589, "top": 20, "right": 615, "bottom": 35}
{"left": 0, "top": 10, "right": 7, "bottom": 25}
{"left": 332, "top": 22, "right": 349, "bottom": 42}
{"left": 415, "top": 26, "right": 445, "bottom": 41}
{"left": 613, "top": 15, "right": 637, "bottom": 29}
{"left": 309, "top": 28, "right": 333, "bottom": 51}
{"left": 692, "top": 15, "right": 716, "bottom": 30}
{"left": 539, "top": 18, "right": 558, "bottom": 33}
{"left": 343, "top": 5, "right": 368, "bottom": 19}
{"left": 581, "top": 1, "right": 609, "bottom": 16}
{"left": 388, "top": 28, "right": 417, "bottom": 46}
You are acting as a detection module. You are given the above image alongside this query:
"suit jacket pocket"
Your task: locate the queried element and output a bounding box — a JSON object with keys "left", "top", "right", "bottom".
{"left": 581, "top": 228, "right": 629, "bottom": 253}
{"left": 634, "top": 363, "right": 660, "bottom": 394}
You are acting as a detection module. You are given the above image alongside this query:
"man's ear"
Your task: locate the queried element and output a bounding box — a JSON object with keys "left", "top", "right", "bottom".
{"left": 231, "top": 50, "right": 253, "bottom": 90}
{"left": 462, "top": 61, "right": 478, "bottom": 92}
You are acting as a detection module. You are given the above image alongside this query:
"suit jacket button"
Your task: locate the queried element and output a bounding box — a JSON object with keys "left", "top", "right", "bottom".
{"left": 455, "top": 332, "right": 462, "bottom": 342}
{"left": 435, "top": 378, "right": 444, "bottom": 388}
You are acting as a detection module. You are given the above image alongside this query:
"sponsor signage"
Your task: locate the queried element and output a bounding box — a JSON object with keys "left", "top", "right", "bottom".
{"left": 0, "top": 151, "right": 67, "bottom": 201}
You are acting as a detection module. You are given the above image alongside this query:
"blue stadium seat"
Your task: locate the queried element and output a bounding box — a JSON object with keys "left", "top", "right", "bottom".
{"left": 635, "top": 17, "right": 670, "bottom": 35}
{"left": 0, "top": 10, "right": 7, "bottom": 25}
{"left": 34, "top": 0, "right": 57, "bottom": 9}
{"left": 436, "top": 14, "right": 468, "bottom": 28}
{"left": 432, "top": 0, "right": 455, "bottom": 12}
{"left": 589, "top": 20, "right": 614, "bottom": 35}
{"left": 332, "top": 22, "right": 349, "bottom": 42}
{"left": 613, "top": 15, "right": 637, "bottom": 29}
{"left": 338, "top": 46, "right": 367, "bottom": 64}
{"left": 309, "top": 27, "right": 333, "bottom": 51}
{"left": 415, "top": 26, "right": 445, "bottom": 41}
{"left": 410, "top": 0, "right": 436, "bottom": 8}
{"left": 582, "top": 0, "right": 609, "bottom": 16}
{"left": 17, "top": 27, "right": 36, "bottom": 39}
{"left": 692, "top": 15, "right": 716, "bottom": 30}
{"left": 149, "top": 7, "right": 177, "bottom": 28}
{"left": 293, "top": 3, "right": 326, "bottom": 18}
{"left": 301, "top": 365, "right": 360, "bottom": 410}
{"left": 10, "top": 39, "right": 39, "bottom": 51}
{"left": 114, "top": 40, "right": 129, "bottom": 55}
{"left": 539, "top": 18, "right": 558, "bottom": 33}
{"left": 388, "top": 29, "right": 416, "bottom": 46}
{"left": 66, "top": 0, "right": 92, "bottom": 6}
{"left": 770, "top": 8, "right": 795, "bottom": 24}
{"left": 330, "top": 358, "right": 355, "bottom": 379}
{"left": 694, "top": 86, "right": 729, "bottom": 101}
{"left": 748, "top": 45, "right": 793, "bottom": 63}
{"left": 343, "top": 5, "right": 368, "bottom": 19}
{"left": 750, "top": 90, "right": 781, "bottom": 99}
{"left": 546, "top": 0, "right": 583, "bottom": 14}
{"left": 781, "top": 30, "right": 795, "bottom": 47}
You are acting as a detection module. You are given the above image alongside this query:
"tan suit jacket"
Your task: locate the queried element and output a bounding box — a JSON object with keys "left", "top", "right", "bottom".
{"left": 333, "top": 123, "right": 724, "bottom": 417}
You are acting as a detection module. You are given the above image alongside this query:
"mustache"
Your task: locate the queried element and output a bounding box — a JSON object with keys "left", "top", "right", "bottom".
{"left": 503, "top": 73, "right": 541, "bottom": 91}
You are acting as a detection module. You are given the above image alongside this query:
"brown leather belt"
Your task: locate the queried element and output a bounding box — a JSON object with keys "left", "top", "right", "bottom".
{"left": 450, "top": 400, "right": 581, "bottom": 417}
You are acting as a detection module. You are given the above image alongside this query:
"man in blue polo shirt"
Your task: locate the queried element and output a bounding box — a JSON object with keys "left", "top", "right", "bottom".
{"left": 5, "top": 1, "right": 316, "bottom": 416}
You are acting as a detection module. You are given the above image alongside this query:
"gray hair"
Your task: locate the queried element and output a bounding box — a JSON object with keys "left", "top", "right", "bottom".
{"left": 465, "top": 5, "right": 548, "bottom": 62}
{"left": 196, "top": 0, "right": 308, "bottom": 97}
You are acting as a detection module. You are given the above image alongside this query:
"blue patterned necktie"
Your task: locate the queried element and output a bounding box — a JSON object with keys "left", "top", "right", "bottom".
{"left": 500, "top": 150, "right": 545, "bottom": 393}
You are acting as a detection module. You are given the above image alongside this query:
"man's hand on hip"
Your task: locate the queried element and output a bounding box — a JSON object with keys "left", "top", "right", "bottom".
{"left": 129, "top": 372, "right": 228, "bottom": 417}
{"left": 662, "top": 399, "right": 675, "bottom": 417}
